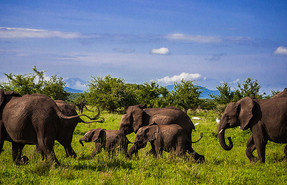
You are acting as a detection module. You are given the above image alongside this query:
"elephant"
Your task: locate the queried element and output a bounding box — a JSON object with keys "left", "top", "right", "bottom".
{"left": 119, "top": 105, "right": 204, "bottom": 162}
{"left": 50, "top": 100, "right": 103, "bottom": 158}
{"left": 127, "top": 124, "right": 203, "bottom": 159}
{"left": 218, "top": 91, "right": 287, "bottom": 163}
{"left": 79, "top": 128, "right": 131, "bottom": 156}
{"left": 0, "top": 89, "right": 101, "bottom": 165}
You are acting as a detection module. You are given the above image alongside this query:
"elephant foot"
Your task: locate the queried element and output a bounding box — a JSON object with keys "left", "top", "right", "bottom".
{"left": 191, "top": 152, "right": 205, "bottom": 163}
{"left": 14, "top": 156, "right": 29, "bottom": 165}
{"left": 249, "top": 157, "right": 258, "bottom": 163}
{"left": 146, "top": 149, "right": 156, "bottom": 156}
{"left": 20, "top": 156, "right": 29, "bottom": 164}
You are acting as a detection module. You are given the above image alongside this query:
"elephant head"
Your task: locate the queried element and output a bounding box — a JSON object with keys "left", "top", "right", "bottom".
{"left": 79, "top": 128, "right": 106, "bottom": 146}
{"left": 127, "top": 124, "right": 159, "bottom": 158}
{"left": 119, "top": 105, "right": 147, "bottom": 135}
{"left": 0, "top": 90, "right": 21, "bottom": 108}
{"left": 218, "top": 97, "right": 254, "bottom": 150}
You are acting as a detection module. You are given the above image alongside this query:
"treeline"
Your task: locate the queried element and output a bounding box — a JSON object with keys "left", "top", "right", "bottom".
{"left": 0, "top": 67, "right": 280, "bottom": 113}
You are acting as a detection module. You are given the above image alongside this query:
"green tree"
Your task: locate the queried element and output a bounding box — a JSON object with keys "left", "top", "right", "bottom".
{"left": 235, "top": 78, "right": 263, "bottom": 100}
{"left": 211, "top": 82, "right": 235, "bottom": 104}
{"left": 137, "top": 81, "right": 169, "bottom": 107}
{"left": 171, "top": 80, "right": 203, "bottom": 112}
{"left": 0, "top": 66, "right": 70, "bottom": 100}
{"left": 42, "top": 75, "right": 70, "bottom": 100}
{"left": 87, "top": 75, "right": 138, "bottom": 112}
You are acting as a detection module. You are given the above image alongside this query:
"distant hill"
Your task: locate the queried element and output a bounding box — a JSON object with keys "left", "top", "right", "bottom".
{"left": 166, "top": 85, "right": 219, "bottom": 99}
{"left": 63, "top": 79, "right": 220, "bottom": 99}
{"left": 64, "top": 87, "right": 84, "bottom": 93}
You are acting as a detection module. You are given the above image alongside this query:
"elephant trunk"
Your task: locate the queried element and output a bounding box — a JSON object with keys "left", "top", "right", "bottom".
{"left": 218, "top": 125, "right": 233, "bottom": 151}
{"left": 79, "top": 139, "right": 84, "bottom": 146}
{"left": 127, "top": 144, "right": 138, "bottom": 158}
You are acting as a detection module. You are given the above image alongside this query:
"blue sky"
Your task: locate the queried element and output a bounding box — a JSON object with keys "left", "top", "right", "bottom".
{"left": 0, "top": 0, "right": 286, "bottom": 93}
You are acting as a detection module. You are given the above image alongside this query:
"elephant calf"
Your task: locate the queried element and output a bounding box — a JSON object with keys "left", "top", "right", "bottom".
{"left": 127, "top": 124, "right": 198, "bottom": 160}
{"left": 79, "top": 128, "right": 131, "bottom": 156}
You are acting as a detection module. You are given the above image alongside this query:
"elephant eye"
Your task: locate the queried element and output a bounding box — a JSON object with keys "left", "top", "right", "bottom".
{"left": 226, "top": 115, "right": 230, "bottom": 121}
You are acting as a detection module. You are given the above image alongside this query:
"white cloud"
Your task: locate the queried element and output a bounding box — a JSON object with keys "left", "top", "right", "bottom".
{"left": 0, "top": 27, "right": 85, "bottom": 39}
{"left": 157, "top": 72, "right": 201, "bottom": 84}
{"left": 165, "top": 33, "right": 221, "bottom": 43}
{"left": 72, "top": 80, "right": 87, "bottom": 90}
{"left": 274, "top": 46, "right": 287, "bottom": 55}
{"left": 151, "top": 47, "right": 169, "bottom": 55}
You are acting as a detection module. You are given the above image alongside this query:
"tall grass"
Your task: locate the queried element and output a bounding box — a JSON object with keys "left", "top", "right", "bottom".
{"left": 1, "top": 110, "right": 287, "bottom": 184}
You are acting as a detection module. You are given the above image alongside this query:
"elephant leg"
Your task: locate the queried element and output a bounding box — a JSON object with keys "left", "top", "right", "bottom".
{"left": 12, "top": 142, "right": 25, "bottom": 165}
{"left": 246, "top": 135, "right": 257, "bottom": 162}
{"left": 0, "top": 121, "right": 5, "bottom": 153}
{"left": 252, "top": 125, "right": 268, "bottom": 163}
{"left": 186, "top": 141, "right": 205, "bottom": 162}
{"left": 36, "top": 145, "right": 46, "bottom": 160}
{"left": 37, "top": 137, "right": 59, "bottom": 165}
{"left": 147, "top": 142, "right": 157, "bottom": 157}
{"left": 284, "top": 145, "right": 287, "bottom": 159}
{"left": 91, "top": 143, "right": 102, "bottom": 157}
{"left": 64, "top": 145, "right": 77, "bottom": 158}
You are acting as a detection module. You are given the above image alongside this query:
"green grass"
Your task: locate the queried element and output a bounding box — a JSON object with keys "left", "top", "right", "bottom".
{"left": 1, "top": 110, "right": 287, "bottom": 184}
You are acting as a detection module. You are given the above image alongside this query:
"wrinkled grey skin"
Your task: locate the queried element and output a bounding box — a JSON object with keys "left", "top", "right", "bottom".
{"left": 119, "top": 105, "right": 204, "bottom": 162}
{"left": 36, "top": 100, "right": 103, "bottom": 159}
{"left": 127, "top": 124, "right": 202, "bottom": 160}
{"left": 0, "top": 90, "right": 96, "bottom": 165}
{"left": 218, "top": 88, "right": 287, "bottom": 163}
{"left": 79, "top": 128, "right": 131, "bottom": 156}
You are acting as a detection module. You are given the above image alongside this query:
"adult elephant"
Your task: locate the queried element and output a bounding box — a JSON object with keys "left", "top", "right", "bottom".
{"left": 0, "top": 89, "right": 100, "bottom": 165}
{"left": 218, "top": 90, "right": 287, "bottom": 163}
{"left": 51, "top": 100, "right": 103, "bottom": 158}
{"left": 119, "top": 105, "right": 204, "bottom": 162}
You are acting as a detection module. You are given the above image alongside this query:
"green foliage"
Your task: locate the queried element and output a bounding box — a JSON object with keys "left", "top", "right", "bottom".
{"left": 212, "top": 78, "right": 264, "bottom": 105}
{"left": 235, "top": 78, "right": 263, "bottom": 100}
{"left": 210, "top": 82, "right": 234, "bottom": 104}
{"left": 87, "top": 75, "right": 138, "bottom": 112}
{"left": 170, "top": 80, "right": 203, "bottom": 112}
{"left": 137, "top": 81, "right": 169, "bottom": 108}
{"left": 42, "top": 75, "right": 70, "bottom": 101}
{"left": 0, "top": 66, "right": 70, "bottom": 100}
{"left": 1, "top": 109, "right": 287, "bottom": 184}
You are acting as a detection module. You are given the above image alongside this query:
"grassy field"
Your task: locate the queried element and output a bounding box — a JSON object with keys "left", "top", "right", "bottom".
{"left": 1, "top": 109, "right": 287, "bottom": 184}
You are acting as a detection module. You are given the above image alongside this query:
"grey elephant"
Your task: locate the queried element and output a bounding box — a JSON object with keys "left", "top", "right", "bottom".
{"left": 218, "top": 89, "right": 287, "bottom": 163}
{"left": 119, "top": 105, "right": 204, "bottom": 162}
{"left": 0, "top": 90, "right": 99, "bottom": 165}
{"left": 79, "top": 128, "right": 131, "bottom": 156}
{"left": 127, "top": 124, "right": 202, "bottom": 159}
{"left": 51, "top": 100, "right": 103, "bottom": 157}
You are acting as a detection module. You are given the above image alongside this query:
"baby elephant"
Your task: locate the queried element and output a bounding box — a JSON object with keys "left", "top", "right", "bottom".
{"left": 127, "top": 124, "right": 201, "bottom": 159}
{"left": 79, "top": 128, "right": 131, "bottom": 156}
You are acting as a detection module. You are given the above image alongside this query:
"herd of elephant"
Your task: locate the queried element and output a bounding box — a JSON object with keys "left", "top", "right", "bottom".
{"left": 0, "top": 88, "right": 287, "bottom": 165}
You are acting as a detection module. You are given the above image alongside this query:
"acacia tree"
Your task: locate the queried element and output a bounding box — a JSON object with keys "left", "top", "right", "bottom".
{"left": 213, "top": 78, "right": 264, "bottom": 105}
{"left": 137, "top": 81, "right": 169, "bottom": 107}
{"left": 87, "top": 75, "right": 138, "bottom": 112}
{"left": 171, "top": 80, "right": 203, "bottom": 112}
{"left": 235, "top": 78, "right": 263, "bottom": 100}
{"left": 0, "top": 66, "right": 70, "bottom": 100}
{"left": 210, "top": 82, "right": 235, "bottom": 104}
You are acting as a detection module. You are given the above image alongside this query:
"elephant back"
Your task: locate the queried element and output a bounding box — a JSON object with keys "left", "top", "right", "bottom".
{"left": 145, "top": 107, "right": 195, "bottom": 131}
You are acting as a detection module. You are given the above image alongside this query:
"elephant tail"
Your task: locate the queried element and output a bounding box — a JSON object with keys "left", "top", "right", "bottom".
{"left": 78, "top": 118, "right": 105, "bottom": 124}
{"left": 192, "top": 133, "right": 203, "bottom": 143}
{"left": 54, "top": 103, "right": 101, "bottom": 121}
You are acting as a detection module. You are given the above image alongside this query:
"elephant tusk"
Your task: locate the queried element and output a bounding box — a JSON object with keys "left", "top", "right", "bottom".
{"left": 218, "top": 129, "right": 223, "bottom": 135}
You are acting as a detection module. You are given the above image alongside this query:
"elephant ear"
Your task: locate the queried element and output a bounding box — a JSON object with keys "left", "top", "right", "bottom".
{"left": 92, "top": 129, "right": 106, "bottom": 142}
{"left": 238, "top": 97, "right": 254, "bottom": 130}
{"left": 0, "top": 89, "right": 4, "bottom": 108}
{"left": 131, "top": 106, "right": 145, "bottom": 133}
{"left": 146, "top": 125, "right": 160, "bottom": 142}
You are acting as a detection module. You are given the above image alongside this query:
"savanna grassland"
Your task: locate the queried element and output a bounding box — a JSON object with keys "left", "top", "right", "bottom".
{"left": 1, "top": 109, "right": 287, "bottom": 185}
